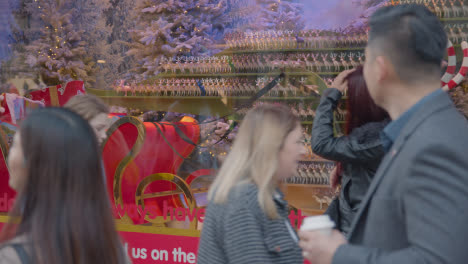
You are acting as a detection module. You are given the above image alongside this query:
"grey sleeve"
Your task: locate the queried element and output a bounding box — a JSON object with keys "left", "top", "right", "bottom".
{"left": 311, "top": 88, "right": 383, "bottom": 163}
{"left": 333, "top": 143, "right": 468, "bottom": 264}
{"left": 223, "top": 207, "right": 273, "bottom": 264}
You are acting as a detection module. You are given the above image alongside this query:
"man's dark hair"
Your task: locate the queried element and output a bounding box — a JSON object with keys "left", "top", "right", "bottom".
{"left": 368, "top": 4, "right": 447, "bottom": 83}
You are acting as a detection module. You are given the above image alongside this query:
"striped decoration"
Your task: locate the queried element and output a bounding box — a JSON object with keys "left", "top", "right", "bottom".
{"left": 441, "top": 40, "right": 456, "bottom": 86}
{"left": 443, "top": 41, "right": 468, "bottom": 92}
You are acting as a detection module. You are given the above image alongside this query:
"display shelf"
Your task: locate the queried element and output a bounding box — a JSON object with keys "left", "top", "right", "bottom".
{"left": 96, "top": 95, "right": 230, "bottom": 116}
{"left": 89, "top": 88, "right": 322, "bottom": 100}
{"left": 440, "top": 17, "right": 468, "bottom": 22}
{"left": 149, "top": 71, "right": 340, "bottom": 79}
{"left": 92, "top": 94, "right": 322, "bottom": 115}
{"left": 217, "top": 42, "right": 463, "bottom": 57}
{"left": 93, "top": 94, "right": 321, "bottom": 101}
{"left": 217, "top": 47, "right": 365, "bottom": 55}
{"left": 229, "top": 120, "right": 343, "bottom": 125}
{"left": 87, "top": 87, "right": 116, "bottom": 96}
{"left": 232, "top": 119, "right": 315, "bottom": 124}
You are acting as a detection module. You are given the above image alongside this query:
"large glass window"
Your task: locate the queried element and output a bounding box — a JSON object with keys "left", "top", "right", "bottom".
{"left": 0, "top": 0, "right": 466, "bottom": 231}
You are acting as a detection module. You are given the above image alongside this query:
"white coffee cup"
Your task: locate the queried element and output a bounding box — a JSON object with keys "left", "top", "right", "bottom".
{"left": 300, "top": 215, "right": 335, "bottom": 236}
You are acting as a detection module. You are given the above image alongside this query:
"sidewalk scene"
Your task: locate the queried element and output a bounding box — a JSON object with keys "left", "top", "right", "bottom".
{"left": 1, "top": 1, "right": 468, "bottom": 264}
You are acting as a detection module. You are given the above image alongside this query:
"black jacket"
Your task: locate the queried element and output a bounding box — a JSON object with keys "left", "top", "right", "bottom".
{"left": 311, "top": 88, "right": 389, "bottom": 236}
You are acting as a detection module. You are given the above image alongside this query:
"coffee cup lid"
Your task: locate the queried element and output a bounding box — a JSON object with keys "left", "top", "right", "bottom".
{"left": 300, "top": 215, "right": 335, "bottom": 231}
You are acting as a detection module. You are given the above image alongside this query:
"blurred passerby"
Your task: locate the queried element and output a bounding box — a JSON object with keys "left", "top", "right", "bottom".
{"left": 300, "top": 5, "right": 468, "bottom": 264}
{"left": 65, "top": 94, "right": 111, "bottom": 144}
{"left": 0, "top": 108, "right": 130, "bottom": 264}
{"left": 198, "top": 104, "right": 306, "bottom": 264}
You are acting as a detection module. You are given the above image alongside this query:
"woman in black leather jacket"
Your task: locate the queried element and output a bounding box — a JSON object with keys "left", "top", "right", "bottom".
{"left": 311, "top": 66, "right": 389, "bottom": 236}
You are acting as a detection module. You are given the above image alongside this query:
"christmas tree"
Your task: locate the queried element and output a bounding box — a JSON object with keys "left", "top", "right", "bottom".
{"left": 19, "top": 0, "right": 111, "bottom": 87}
{"left": 127, "top": 0, "right": 229, "bottom": 80}
{"left": 3, "top": 0, "right": 41, "bottom": 78}
{"left": 222, "top": 0, "right": 258, "bottom": 32}
{"left": 23, "top": 0, "right": 87, "bottom": 85}
{"left": 100, "top": 0, "right": 137, "bottom": 85}
{"left": 344, "top": 0, "right": 388, "bottom": 33}
{"left": 252, "top": 0, "right": 304, "bottom": 31}
{"left": 0, "top": 0, "right": 17, "bottom": 66}
{"left": 72, "top": 0, "right": 112, "bottom": 88}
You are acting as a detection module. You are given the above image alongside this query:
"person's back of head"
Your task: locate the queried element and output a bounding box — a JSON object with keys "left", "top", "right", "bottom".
{"left": 364, "top": 4, "right": 447, "bottom": 111}
{"left": 64, "top": 94, "right": 109, "bottom": 121}
{"left": 1, "top": 108, "right": 127, "bottom": 264}
{"left": 208, "top": 104, "right": 301, "bottom": 219}
{"left": 345, "top": 66, "right": 389, "bottom": 134}
{"left": 65, "top": 94, "right": 111, "bottom": 144}
{"left": 368, "top": 4, "right": 446, "bottom": 82}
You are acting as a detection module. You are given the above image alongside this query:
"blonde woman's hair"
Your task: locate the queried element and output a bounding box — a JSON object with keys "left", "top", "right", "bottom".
{"left": 64, "top": 94, "right": 109, "bottom": 121}
{"left": 208, "top": 104, "right": 300, "bottom": 219}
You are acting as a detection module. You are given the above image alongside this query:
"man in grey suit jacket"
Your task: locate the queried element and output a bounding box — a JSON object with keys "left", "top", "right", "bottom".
{"left": 299, "top": 4, "right": 468, "bottom": 264}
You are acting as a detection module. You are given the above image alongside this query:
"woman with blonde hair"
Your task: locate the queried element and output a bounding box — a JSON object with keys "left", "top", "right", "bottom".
{"left": 197, "top": 104, "right": 305, "bottom": 264}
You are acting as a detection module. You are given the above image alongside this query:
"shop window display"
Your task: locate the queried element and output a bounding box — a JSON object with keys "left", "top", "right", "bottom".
{"left": 1, "top": 0, "right": 468, "bottom": 263}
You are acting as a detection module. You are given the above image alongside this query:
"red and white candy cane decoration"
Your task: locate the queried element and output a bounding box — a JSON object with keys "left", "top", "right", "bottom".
{"left": 442, "top": 41, "right": 468, "bottom": 91}
{"left": 441, "top": 40, "right": 456, "bottom": 86}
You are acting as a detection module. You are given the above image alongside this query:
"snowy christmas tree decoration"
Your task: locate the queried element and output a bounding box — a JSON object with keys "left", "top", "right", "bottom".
{"left": 21, "top": 0, "right": 105, "bottom": 86}
{"left": 251, "top": 0, "right": 305, "bottom": 32}
{"left": 126, "top": 0, "right": 229, "bottom": 80}
{"left": 0, "top": 0, "right": 18, "bottom": 66}
{"left": 343, "top": 0, "right": 388, "bottom": 33}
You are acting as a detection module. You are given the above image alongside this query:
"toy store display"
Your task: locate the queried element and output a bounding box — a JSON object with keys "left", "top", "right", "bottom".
{"left": 286, "top": 162, "right": 336, "bottom": 185}
{"left": 114, "top": 76, "right": 322, "bottom": 98}
{"left": 3, "top": 5, "right": 468, "bottom": 263}
{"left": 224, "top": 30, "right": 368, "bottom": 50}
{"left": 103, "top": 27, "right": 366, "bottom": 218}
{"left": 91, "top": 0, "right": 468, "bottom": 219}
{"left": 156, "top": 52, "right": 365, "bottom": 75}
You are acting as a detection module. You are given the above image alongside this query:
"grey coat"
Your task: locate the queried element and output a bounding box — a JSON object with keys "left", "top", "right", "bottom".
{"left": 333, "top": 91, "right": 468, "bottom": 264}
{"left": 197, "top": 183, "right": 303, "bottom": 264}
{"left": 311, "top": 88, "right": 388, "bottom": 235}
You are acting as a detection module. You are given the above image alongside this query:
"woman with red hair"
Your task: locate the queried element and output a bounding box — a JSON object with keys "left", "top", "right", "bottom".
{"left": 311, "top": 66, "right": 389, "bottom": 236}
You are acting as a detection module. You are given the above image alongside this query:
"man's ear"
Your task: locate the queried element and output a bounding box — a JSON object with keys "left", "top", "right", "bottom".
{"left": 375, "top": 55, "right": 394, "bottom": 83}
